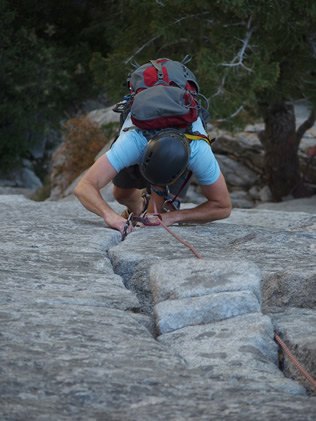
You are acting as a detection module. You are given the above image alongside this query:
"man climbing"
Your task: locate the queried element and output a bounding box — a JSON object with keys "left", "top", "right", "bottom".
{"left": 74, "top": 58, "right": 232, "bottom": 237}
{"left": 74, "top": 114, "right": 231, "bottom": 237}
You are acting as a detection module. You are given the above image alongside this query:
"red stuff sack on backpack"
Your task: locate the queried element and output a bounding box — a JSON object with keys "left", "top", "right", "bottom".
{"left": 131, "top": 85, "right": 198, "bottom": 129}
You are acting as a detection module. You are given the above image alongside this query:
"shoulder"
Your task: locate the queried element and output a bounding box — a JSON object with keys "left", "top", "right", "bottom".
{"left": 190, "top": 137, "right": 214, "bottom": 157}
{"left": 188, "top": 136, "right": 220, "bottom": 185}
{"left": 106, "top": 120, "right": 147, "bottom": 171}
{"left": 114, "top": 115, "right": 148, "bottom": 149}
{"left": 192, "top": 117, "right": 207, "bottom": 136}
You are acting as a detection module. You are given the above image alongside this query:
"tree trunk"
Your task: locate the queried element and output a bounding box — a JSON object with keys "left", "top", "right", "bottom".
{"left": 258, "top": 102, "right": 302, "bottom": 201}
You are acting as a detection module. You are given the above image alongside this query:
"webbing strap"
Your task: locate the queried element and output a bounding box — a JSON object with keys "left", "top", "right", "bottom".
{"left": 185, "top": 133, "right": 216, "bottom": 147}
{"left": 150, "top": 60, "right": 164, "bottom": 81}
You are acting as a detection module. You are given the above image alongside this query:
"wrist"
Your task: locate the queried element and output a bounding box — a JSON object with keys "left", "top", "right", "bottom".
{"left": 103, "top": 209, "right": 122, "bottom": 226}
{"left": 163, "top": 209, "right": 180, "bottom": 225}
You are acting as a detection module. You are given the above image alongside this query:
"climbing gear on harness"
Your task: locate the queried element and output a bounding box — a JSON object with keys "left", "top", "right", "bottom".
{"left": 152, "top": 186, "right": 181, "bottom": 212}
{"left": 121, "top": 190, "right": 150, "bottom": 221}
{"left": 122, "top": 212, "right": 133, "bottom": 240}
{"left": 140, "top": 128, "right": 190, "bottom": 186}
{"left": 121, "top": 212, "right": 161, "bottom": 241}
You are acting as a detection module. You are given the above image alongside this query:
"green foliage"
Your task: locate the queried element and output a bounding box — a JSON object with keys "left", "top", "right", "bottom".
{"left": 91, "top": 0, "right": 316, "bottom": 127}
{"left": 2, "top": 0, "right": 315, "bottom": 171}
{"left": 0, "top": 0, "right": 109, "bottom": 171}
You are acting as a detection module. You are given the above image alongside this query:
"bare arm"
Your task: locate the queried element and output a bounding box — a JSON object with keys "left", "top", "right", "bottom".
{"left": 149, "top": 172, "right": 232, "bottom": 226}
{"left": 74, "top": 155, "right": 129, "bottom": 235}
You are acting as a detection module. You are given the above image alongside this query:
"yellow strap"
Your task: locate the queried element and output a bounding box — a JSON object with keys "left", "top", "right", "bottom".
{"left": 185, "top": 133, "right": 212, "bottom": 146}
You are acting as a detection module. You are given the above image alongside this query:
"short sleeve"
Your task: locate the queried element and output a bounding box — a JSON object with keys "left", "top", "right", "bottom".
{"left": 106, "top": 115, "right": 147, "bottom": 172}
{"left": 188, "top": 140, "right": 220, "bottom": 185}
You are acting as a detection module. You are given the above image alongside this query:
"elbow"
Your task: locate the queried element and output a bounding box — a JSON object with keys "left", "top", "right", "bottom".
{"left": 223, "top": 204, "right": 232, "bottom": 219}
{"left": 73, "top": 183, "right": 81, "bottom": 199}
{"left": 74, "top": 180, "right": 85, "bottom": 201}
{"left": 224, "top": 199, "right": 232, "bottom": 219}
{"left": 218, "top": 200, "right": 232, "bottom": 221}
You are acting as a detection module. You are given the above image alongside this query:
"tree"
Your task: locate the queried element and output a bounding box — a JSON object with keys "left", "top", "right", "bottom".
{"left": 91, "top": 0, "right": 316, "bottom": 200}
{"left": 0, "top": 0, "right": 115, "bottom": 171}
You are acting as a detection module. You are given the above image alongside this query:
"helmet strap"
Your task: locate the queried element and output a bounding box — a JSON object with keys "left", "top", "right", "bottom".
{"left": 151, "top": 169, "right": 192, "bottom": 211}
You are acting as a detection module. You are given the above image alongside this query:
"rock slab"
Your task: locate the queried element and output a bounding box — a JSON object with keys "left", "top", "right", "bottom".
{"left": 1, "top": 195, "right": 316, "bottom": 420}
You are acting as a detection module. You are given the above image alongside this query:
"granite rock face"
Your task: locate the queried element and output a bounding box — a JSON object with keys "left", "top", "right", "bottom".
{"left": 1, "top": 195, "right": 316, "bottom": 420}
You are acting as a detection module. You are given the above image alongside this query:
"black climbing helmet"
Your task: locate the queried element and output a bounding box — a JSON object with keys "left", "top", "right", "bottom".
{"left": 140, "top": 128, "right": 190, "bottom": 186}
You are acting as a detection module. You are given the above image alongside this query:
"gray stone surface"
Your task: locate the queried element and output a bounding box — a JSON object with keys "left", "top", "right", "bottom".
{"left": 217, "top": 208, "right": 316, "bottom": 231}
{"left": 155, "top": 291, "right": 260, "bottom": 334}
{"left": 1, "top": 195, "right": 316, "bottom": 420}
{"left": 211, "top": 131, "right": 264, "bottom": 174}
{"left": 0, "top": 167, "right": 43, "bottom": 189}
{"left": 150, "top": 259, "right": 262, "bottom": 334}
{"left": 108, "top": 207, "right": 316, "bottom": 398}
{"left": 216, "top": 154, "right": 258, "bottom": 188}
{"left": 149, "top": 258, "right": 262, "bottom": 303}
{"left": 262, "top": 270, "right": 316, "bottom": 310}
{"left": 158, "top": 313, "right": 305, "bottom": 395}
{"left": 109, "top": 220, "right": 316, "bottom": 284}
{"left": 86, "top": 105, "right": 120, "bottom": 127}
{"left": 256, "top": 195, "right": 316, "bottom": 214}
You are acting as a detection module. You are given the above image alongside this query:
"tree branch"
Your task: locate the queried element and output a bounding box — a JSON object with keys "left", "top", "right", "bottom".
{"left": 173, "top": 11, "right": 211, "bottom": 25}
{"left": 156, "top": 38, "right": 189, "bottom": 56}
{"left": 211, "top": 74, "right": 227, "bottom": 98}
{"left": 125, "top": 12, "right": 211, "bottom": 65}
{"left": 210, "top": 17, "right": 254, "bottom": 100}
{"left": 307, "top": 34, "right": 316, "bottom": 58}
{"left": 124, "top": 35, "right": 162, "bottom": 64}
{"left": 215, "top": 105, "right": 244, "bottom": 122}
{"left": 296, "top": 108, "right": 316, "bottom": 146}
{"left": 220, "top": 16, "right": 254, "bottom": 73}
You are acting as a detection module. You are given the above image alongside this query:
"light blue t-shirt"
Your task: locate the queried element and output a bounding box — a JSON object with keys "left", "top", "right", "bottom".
{"left": 106, "top": 115, "right": 220, "bottom": 185}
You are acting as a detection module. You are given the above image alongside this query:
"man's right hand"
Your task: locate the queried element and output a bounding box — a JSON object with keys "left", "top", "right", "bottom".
{"left": 108, "top": 214, "right": 134, "bottom": 239}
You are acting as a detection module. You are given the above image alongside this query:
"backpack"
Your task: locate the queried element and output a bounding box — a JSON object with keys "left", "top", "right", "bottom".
{"left": 113, "top": 57, "right": 210, "bottom": 132}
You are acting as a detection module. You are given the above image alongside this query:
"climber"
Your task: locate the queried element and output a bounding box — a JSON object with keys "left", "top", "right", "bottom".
{"left": 74, "top": 113, "right": 232, "bottom": 238}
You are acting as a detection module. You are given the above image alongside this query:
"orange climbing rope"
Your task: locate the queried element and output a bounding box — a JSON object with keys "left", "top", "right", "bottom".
{"left": 274, "top": 332, "right": 316, "bottom": 392}
{"left": 152, "top": 213, "right": 203, "bottom": 259}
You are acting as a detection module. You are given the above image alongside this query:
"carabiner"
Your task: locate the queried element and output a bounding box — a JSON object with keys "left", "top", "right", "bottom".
{"left": 162, "top": 198, "right": 181, "bottom": 213}
{"left": 122, "top": 212, "right": 133, "bottom": 240}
